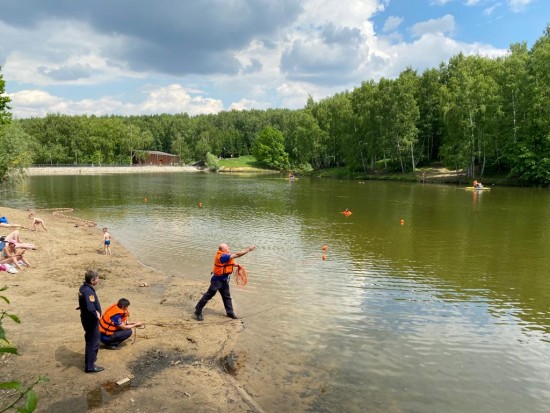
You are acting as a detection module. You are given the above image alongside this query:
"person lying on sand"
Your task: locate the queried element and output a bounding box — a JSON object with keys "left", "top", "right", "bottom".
{"left": 0, "top": 230, "right": 37, "bottom": 250}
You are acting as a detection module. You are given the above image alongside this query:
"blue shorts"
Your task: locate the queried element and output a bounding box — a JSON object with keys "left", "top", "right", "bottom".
{"left": 104, "top": 240, "right": 111, "bottom": 245}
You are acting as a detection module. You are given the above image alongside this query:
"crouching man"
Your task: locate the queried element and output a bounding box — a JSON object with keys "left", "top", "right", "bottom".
{"left": 99, "top": 298, "right": 143, "bottom": 349}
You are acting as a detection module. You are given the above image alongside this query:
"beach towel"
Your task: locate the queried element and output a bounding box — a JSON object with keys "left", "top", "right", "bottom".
{"left": 4, "top": 263, "right": 17, "bottom": 274}
{"left": 0, "top": 263, "right": 6, "bottom": 271}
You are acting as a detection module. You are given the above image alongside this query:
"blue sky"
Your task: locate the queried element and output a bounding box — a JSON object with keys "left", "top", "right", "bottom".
{"left": 0, "top": 0, "right": 547, "bottom": 118}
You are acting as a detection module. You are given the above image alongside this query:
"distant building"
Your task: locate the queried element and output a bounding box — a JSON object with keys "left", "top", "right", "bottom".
{"left": 132, "top": 151, "right": 181, "bottom": 166}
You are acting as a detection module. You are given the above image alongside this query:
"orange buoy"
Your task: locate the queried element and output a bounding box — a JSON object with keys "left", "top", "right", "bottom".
{"left": 322, "top": 254, "right": 326, "bottom": 261}
{"left": 198, "top": 201, "right": 203, "bottom": 208}
{"left": 144, "top": 198, "right": 148, "bottom": 203}
{"left": 342, "top": 209, "right": 352, "bottom": 216}
{"left": 400, "top": 219, "right": 405, "bottom": 225}
{"left": 322, "top": 245, "right": 328, "bottom": 251}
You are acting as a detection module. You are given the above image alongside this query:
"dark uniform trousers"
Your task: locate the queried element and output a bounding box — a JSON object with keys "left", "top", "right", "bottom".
{"left": 101, "top": 329, "right": 133, "bottom": 346}
{"left": 195, "top": 276, "right": 234, "bottom": 315}
{"left": 81, "top": 317, "right": 100, "bottom": 371}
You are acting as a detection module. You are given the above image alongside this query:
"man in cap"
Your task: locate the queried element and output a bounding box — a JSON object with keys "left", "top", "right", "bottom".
{"left": 78, "top": 269, "right": 104, "bottom": 373}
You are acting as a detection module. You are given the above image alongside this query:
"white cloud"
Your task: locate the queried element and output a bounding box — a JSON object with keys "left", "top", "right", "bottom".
{"left": 507, "top": 0, "right": 532, "bottom": 12}
{"left": 352, "top": 31, "right": 507, "bottom": 81}
{"left": 139, "top": 84, "right": 223, "bottom": 115}
{"left": 483, "top": 3, "right": 502, "bottom": 15}
{"left": 411, "top": 14, "right": 456, "bottom": 38}
{"left": 299, "top": 0, "right": 383, "bottom": 28}
{"left": 229, "top": 98, "right": 270, "bottom": 111}
{"left": 8, "top": 84, "right": 224, "bottom": 118}
{"left": 383, "top": 16, "right": 404, "bottom": 33}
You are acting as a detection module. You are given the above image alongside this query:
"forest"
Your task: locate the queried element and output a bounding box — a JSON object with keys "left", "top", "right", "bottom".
{"left": 1, "top": 26, "right": 549, "bottom": 185}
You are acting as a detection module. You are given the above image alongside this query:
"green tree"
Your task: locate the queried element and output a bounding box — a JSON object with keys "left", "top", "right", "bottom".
{"left": 205, "top": 152, "right": 220, "bottom": 170}
{"left": 417, "top": 68, "right": 444, "bottom": 164}
{"left": 0, "top": 66, "right": 11, "bottom": 126}
{"left": 0, "top": 121, "right": 33, "bottom": 180}
{"left": 253, "top": 126, "right": 289, "bottom": 170}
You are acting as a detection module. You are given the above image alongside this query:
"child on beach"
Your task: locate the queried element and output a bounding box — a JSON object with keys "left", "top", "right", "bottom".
{"left": 28, "top": 212, "right": 48, "bottom": 231}
{"left": 101, "top": 228, "right": 112, "bottom": 255}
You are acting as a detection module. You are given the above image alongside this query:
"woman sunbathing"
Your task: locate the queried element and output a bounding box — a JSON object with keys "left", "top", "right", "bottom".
{"left": 1, "top": 240, "right": 31, "bottom": 270}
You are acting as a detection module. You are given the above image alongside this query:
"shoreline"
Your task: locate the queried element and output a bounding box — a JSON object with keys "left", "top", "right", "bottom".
{"left": 0, "top": 205, "right": 263, "bottom": 412}
{"left": 24, "top": 165, "right": 203, "bottom": 176}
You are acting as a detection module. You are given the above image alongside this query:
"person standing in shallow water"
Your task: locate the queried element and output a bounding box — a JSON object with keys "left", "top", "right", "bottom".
{"left": 78, "top": 269, "right": 104, "bottom": 373}
{"left": 194, "top": 243, "right": 255, "bottom": 321}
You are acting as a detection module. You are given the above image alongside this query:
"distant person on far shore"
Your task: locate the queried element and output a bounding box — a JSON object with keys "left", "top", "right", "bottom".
{"left": 473, "top": 180, "right": 484, "bottom": 188}
{"left": 28, "top": 212, "right": 48, "bottom": 231}
{"left": 101, "top": 228, "right": 111, "bottom": 255}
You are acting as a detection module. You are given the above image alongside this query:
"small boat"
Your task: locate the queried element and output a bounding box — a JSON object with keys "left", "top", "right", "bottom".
{"left": 465, "top": 186, "right": 491, "bottom": 191}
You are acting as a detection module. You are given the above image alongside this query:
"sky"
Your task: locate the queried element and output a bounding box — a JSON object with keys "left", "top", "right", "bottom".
{"left": 0, "top": 0, "right": 548, "bottom": 119}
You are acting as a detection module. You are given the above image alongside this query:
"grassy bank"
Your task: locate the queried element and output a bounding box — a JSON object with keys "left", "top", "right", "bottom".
{"left": 313, "top": 165, "right": 526, "bottom": 186}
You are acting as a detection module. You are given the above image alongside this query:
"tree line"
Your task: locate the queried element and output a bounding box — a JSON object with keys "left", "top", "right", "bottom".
{"left": 1, "top": 25, "right": 549, "bottom": 184}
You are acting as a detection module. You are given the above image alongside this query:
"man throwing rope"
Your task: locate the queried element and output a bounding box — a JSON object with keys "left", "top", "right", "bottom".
{"left": 194, "top": 243, "right": 255, "bottom": 321}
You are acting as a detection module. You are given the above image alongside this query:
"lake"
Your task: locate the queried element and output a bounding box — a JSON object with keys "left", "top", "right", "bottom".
{"left": 2, "top": 173, "right": 550, "bottom": 412}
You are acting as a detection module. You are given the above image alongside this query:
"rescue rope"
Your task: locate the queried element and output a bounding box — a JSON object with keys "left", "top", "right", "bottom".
{"left": 130, "top": 306, "right": 282, "bottom": 342}
{"left": 146, "top": 306, "right": 282, "bottom": 328}
{"left": 235, "top": 264, "right": 248, "bottom": 287}
{"left": 131, "top": 324, "right": 146, "bottom": 344}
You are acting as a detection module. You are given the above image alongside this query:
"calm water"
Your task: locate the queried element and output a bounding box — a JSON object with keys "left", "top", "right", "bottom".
{"left": 2, "top": 173, "right": 550, "bottom": 412}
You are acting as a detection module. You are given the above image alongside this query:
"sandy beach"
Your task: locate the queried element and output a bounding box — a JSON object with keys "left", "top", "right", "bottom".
{"left": 0, "top": 206, "right": 264, "bottom": 412}
{"left": 25, "top": 165, "right": 203, "bottom": 176}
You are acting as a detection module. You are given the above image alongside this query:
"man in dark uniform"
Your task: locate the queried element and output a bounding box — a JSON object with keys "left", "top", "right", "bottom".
{"left": 78, "top": 269, "right": 104, "bottom": 373}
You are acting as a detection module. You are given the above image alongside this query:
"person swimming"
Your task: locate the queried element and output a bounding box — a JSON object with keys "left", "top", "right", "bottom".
{"left": 342, "top": 208, "right": 352, "bottom": 216}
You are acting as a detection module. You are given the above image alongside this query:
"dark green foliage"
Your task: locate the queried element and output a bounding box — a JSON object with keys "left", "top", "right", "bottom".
{"left": 0, "top": 68, "right": 11, "bottom": 126}
{"left": 0, "top": 121, "right": 33, "bottom": 180}
{"left": 253, "top": 126, "right": 289, "bottom": 170}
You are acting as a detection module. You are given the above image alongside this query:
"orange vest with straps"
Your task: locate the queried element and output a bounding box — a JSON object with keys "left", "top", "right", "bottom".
{"left": 99, "top": 304, "right": 128, "bottom": 335}
{"left": 212, "top": 250, "right": 235, "bottom": 276}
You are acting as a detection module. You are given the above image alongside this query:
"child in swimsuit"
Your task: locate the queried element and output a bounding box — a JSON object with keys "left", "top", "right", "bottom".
{"left": 28, "top": 213, "right": 48, "bottom": 231}
{"left": 101, "top": 228, "right": 112, "bottom": 255}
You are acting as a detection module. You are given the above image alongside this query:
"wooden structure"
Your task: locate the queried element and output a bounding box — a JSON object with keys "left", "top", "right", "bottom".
{"left": 132, "top": 151, "right": 180, "bottom": 166}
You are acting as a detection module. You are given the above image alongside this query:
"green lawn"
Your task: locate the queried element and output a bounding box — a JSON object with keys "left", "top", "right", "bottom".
{"left": 218, "top": 155, "right": 265, "bottom": 168}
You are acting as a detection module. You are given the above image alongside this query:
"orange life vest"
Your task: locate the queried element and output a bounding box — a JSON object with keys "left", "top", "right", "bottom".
{"left": 212, "top": 250, "right": 235, "bottom": 276}
{"left": 99, "top": 303, "right": 128, "bottom": 335}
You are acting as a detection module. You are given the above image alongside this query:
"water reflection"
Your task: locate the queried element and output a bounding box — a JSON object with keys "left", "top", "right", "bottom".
{"left": 2, "top": 174, "right": 550, "bottom": 412}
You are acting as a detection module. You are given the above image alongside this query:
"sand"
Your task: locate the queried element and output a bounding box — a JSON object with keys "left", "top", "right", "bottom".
{"left": 25, "top": 165, "right": 203, "bottom": 176}
{"left": 0, "top": 206, "right": 264, "bottom": 413}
